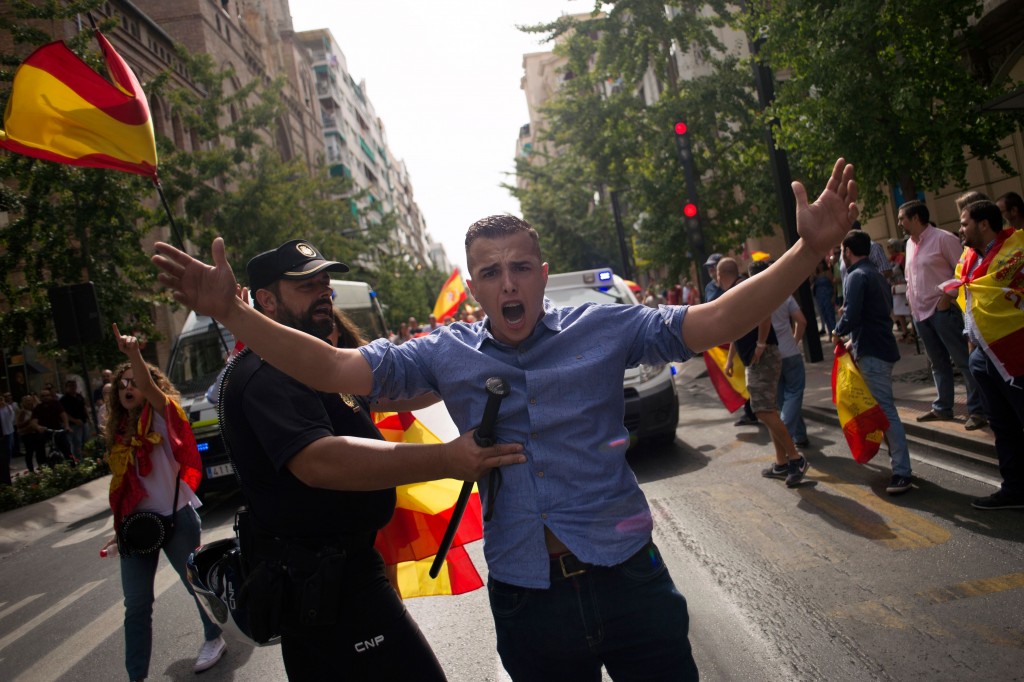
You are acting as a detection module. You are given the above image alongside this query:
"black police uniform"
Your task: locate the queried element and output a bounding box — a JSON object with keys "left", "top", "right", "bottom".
{"left": 221, "top": 350, "right": 446, "bottom": 681}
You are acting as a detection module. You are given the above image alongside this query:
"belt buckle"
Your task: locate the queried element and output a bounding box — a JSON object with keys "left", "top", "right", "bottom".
{"left": 558, "top": 553, "right": 586, "bottom": 578}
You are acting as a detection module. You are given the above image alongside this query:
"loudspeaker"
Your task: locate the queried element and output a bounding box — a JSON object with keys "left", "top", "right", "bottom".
{"left": 48, "top": 283, "right": 104, "bottom": 349}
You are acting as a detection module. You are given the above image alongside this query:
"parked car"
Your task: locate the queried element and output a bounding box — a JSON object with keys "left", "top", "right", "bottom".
{"left": 544, "top": 268, "right": 680, "bottom": 447}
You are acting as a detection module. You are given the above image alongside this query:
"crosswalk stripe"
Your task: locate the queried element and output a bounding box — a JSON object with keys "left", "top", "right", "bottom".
{"left": 12, "top": 567, "right": 180, "bottom": 682}
{"left": 0, "top": 595, "right": 43, "bottom": 624}
{"left": 0, "top": 581, "right": 103, "bottom": 654}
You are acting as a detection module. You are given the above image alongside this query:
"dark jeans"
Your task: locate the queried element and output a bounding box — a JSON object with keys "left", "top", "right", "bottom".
{"left": 969, "top": 349, "right": 1024, "bottom": 496}
{"left": 21, "top": 432, "right": 45, "bottom": 472}
{"left": 488, "top": 541, "right": 698, "bottom": 682}
{"left": 279, "top": 549, "right": 445, "bottom": 681}
{"left": 914, "top": 308, "right": 984, "bottom": 416}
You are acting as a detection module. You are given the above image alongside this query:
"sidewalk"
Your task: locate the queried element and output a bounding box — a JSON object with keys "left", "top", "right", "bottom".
{"left": 799, "top": 334, "right": 997, "bottom": 464}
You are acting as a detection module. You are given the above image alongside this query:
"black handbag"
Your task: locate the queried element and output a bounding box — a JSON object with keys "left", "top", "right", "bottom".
{"left": 119, "top": 471, "right": 181, "bottom": 556}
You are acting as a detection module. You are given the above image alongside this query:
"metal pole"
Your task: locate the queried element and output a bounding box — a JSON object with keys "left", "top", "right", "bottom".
{"left": 610, "top": 190, "right": 634, "bottom": 280}
{"left": 748, "top": 38, "right": 823, "bottom": 363}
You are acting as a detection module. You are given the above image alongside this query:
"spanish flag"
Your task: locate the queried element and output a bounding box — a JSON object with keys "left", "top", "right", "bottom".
{"left": 373, "top": 411, "right": 484, "bottom": 598}
{"left": 831, "top": 343, "right": 889, "bottom": 463}
{"left": 432, "top": 269, "right": 467, "bottom": 323}
{"left": 948, "top": 229, "right": 1024, "bottom": 381}
{"left": 703, "top": 345, "right": 748, "bottom": 412}
{"left": 0, "top": 30, "right": 157, "bottom": 179}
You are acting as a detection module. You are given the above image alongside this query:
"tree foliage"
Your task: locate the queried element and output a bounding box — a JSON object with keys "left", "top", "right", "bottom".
{"left": 512, "top": 0, "right": 1023, "bottom": 278}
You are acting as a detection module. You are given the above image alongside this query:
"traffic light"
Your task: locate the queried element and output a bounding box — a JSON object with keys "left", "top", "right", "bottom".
{"left": 673, "top": 120, "right": 691, "bottom": 165}
{"left": 683, "top": 202, "right": 698, "bottom": 219}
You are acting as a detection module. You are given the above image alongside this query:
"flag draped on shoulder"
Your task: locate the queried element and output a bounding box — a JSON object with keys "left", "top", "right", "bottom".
{"left": 703, "top": 345, "right": 748, "bottom": 412}
{"left": 947, "top": 229, "right": 1024, "bottom": 381}
{"left": 831, "top": 343, "right": 889, "bottom": 463}
{"left": 0, "top": 30, "right": 158, "bottom": 179}
{"left": 372, "top": 411, "right": 484, "bottom": 598}
{"left": 432, "top": 269, "right": 467, "bottom": 323}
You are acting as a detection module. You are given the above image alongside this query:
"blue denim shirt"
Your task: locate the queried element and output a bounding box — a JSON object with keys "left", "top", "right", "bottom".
{"left": 835, "top": 259, "right": 900, "bottom": 363}
{"left": 359, "top": 300, "right": 693, "bottom": 588}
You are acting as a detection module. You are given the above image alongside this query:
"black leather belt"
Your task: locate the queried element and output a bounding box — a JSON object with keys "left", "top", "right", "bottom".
{"left": 550, "top": 551, "right": 593, "bottom": 579}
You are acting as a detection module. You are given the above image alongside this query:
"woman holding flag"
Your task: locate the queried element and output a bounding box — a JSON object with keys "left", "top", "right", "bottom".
{"left": 99, "top": 324, "right": 225, "bottom": 680}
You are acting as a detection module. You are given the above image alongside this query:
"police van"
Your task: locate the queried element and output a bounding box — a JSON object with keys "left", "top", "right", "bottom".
{"left": 166, "top": 279, "right": 389, "bottom": 495}
{"left": 544, "top": 268, "right": 680, "bottom": 447}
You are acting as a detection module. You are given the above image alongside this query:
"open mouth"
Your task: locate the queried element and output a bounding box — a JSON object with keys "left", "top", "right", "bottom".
{"left": 502, "top": 302, "right": 525, "bottom": 327}
{"left": 312, "top": 302, "right": 333, "bottom": 319}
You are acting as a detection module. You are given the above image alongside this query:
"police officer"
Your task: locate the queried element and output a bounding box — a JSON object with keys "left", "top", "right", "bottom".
{"left": 219, "top": 240, "right": 524, "bottom": 680}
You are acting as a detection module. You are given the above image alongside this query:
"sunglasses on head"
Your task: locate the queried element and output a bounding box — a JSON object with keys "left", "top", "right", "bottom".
{"left": 118, "top": 377, "right": 137, "bottom": 389}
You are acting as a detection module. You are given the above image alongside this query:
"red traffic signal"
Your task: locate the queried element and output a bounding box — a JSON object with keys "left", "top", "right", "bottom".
{"left": 683, "top": 202, "right": 698, "bottom": 218}
{"left": 674, "top": 121, "right": 688, "bottom": 135}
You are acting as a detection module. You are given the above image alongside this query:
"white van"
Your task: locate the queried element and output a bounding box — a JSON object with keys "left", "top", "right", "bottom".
{"left": 166, "top": 279, "right": 389, "bottom": 494}
{"left": 544, "top": 268, "right": 680, "bottom": 447}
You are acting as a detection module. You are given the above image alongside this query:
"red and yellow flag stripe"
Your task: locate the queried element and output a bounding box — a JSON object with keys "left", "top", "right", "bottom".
{"left": 0, "top": 31, "right": 157, "bottom": 178}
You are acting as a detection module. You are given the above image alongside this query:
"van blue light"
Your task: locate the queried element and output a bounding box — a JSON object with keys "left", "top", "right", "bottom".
{"left": 597, "top": 270, "right": 612, "bottom": 282}
{"left": 197, "top": 442, "right": 209, "bottom": 452}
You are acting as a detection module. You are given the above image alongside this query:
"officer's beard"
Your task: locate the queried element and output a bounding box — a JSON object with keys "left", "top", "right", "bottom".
{"left": 277, "top": 300, "right": 335, "bottom": 340}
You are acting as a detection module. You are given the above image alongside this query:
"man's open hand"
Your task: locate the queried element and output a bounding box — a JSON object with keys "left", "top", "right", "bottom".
{"left": 793, "top": 158, "right": 859, "bottom": 257}
{"left": 152, "top": 237, "right": 239, "bottom": 320}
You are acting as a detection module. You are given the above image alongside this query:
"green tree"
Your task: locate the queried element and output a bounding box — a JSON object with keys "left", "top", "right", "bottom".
{"left": 516, "top": 2, "right": 776, "bottom": 280}
{"left": 743, "top": 0, "right": 1024, "bottom": 213}
{"left": 0, "top": 1, "right": 164, "bottom": 368}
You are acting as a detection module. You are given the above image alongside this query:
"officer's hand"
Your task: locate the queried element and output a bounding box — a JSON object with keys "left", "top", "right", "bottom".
{"left": 445, "top": 430, "right": 525, "bottom": 482}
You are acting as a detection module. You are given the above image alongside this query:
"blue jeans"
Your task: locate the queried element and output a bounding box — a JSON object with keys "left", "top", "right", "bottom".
{"left": 488, "top": 541, "right": 698, "bottom": 681}
{"left": 914, "top": 309, "right": 984, "bottom": 416}
{"left": 119, "top": 504, "right": 220, "bottom": 680}
{"left": 814, "top": 290, "right": 836, "bottom": 333}
{"left": 969, "top": 349, "right": 1024, "bottom": 496}
{"left": 777, "top": 354, "right": 807, "bottom": 442}
{"left": 858, "top": 356, "right": 912, "bottom": 477}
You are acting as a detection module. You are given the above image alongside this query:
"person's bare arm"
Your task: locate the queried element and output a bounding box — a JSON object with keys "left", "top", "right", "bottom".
{"left": 683, "top": 158, "right": 858, "bottom": 351}
{"left": 790, "top": 306, "right": 807, "bottom": 343}
{"left": 286, "top": 429, "right": 525, "bottom": 490}
{"left": 113, "top": 323, "right": 167, "bottom": 413}
{"left": 152, "top": 238, "right": 373, "bottom": 394}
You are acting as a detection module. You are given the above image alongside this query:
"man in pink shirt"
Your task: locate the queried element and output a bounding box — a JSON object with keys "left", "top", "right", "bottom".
{"left": 899, "top": 200, "right": 986, "bottom": 429}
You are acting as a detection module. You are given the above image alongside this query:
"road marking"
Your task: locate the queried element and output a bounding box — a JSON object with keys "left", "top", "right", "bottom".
{"left": 12, "top": 567, "right": 180, "bottom": 682}
{"left": 0, "top": 595, "right": 43, "bottom": 624}
{"left": 0, "top": 581, "right": 102, "bottom": 654}
{"left": 799, "top": 472, "right": 950, "bottom": 550}
{"left": 916, "top": 571, "right": 1024, "bottom": 604}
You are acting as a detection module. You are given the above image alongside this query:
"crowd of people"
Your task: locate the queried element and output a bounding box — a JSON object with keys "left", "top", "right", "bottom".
{"left": 1, "top": 370, "right": 121, "bottom": 480}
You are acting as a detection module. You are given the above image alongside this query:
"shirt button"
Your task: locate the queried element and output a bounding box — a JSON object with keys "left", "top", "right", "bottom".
{"left": 530, "top": 397, "right": 537, "bottom": 405}
{"left": 540, "top": 513, "right": 548, "bottom": 519}
{"left": 531, "top": 432, "right": 538, "bottom": 438}
{"left": 537, "top": 471, "right": 544, "bottom": 478}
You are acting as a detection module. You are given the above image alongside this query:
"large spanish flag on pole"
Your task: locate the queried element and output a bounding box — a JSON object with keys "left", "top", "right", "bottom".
{"left": 831, "top": 343, "right": 889, "bottom": 463}
{"left": 373, "top": 411, "right": 484, "bottom": 598}
{"left": 703, "top": 345, "right": 748, "bottom": 412}
{"left": 432, "top": 268, "right": 467, "bottom": 323}
{"left": 0, "top": 30, "right": 158, "bottom": 179}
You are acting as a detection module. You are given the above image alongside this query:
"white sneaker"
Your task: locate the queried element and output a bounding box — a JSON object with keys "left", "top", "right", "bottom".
{"left": 194, "top": 636, "right": 226, "bottom": 673}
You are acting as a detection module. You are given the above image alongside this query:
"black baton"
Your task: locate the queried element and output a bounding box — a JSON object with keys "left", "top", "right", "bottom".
{"left": 429, "top": 377, "right": 510, "bottom": 579}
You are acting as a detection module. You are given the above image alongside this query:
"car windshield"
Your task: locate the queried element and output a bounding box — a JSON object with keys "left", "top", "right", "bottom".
{"left": 167, "top": 328, "right": 233, "bottom": 396}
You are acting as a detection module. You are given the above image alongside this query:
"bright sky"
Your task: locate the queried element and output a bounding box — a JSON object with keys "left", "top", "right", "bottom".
{"left": 288, "top": 0, "right": 593, "bottom": 276}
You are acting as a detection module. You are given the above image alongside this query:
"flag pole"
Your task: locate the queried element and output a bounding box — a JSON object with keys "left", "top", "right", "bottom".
{"left": 153, "top": 178, "right": 185, "bottom": 252}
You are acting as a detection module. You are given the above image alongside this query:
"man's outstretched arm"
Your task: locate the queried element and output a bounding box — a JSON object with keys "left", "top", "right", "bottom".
{"left": 683, "top": 158, "right": 858, "bottom": 352}
{"left": 152, "top": 237, "right": 373, "bottom": 394}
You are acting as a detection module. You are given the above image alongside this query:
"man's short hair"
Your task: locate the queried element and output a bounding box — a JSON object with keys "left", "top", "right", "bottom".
{"left": 842, "top": 229, "right": 872, "bottom": 257}
{"left": 464, "top": 215, "right": 541, "bottom": 265}
{"left": 998, "top": 191, "right": 1024, "bottom": 214}
{"left": 956, "top": 190, "right": 989, "bottom": 212}
{"left": 898, "top": 200, "right": 929, "bottom": 224}
{"left": 716, "top": 257, "right": 739, "bottom": 278}
{"left": 963, "top": 200, "right": 1004, "bottom": 233}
